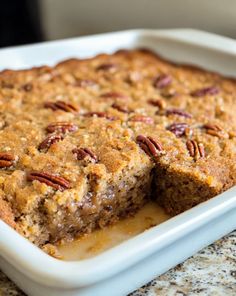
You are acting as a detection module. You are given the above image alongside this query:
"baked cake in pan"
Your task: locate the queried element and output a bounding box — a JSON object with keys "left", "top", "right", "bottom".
{"left": 0, "top": 49, "right": 235, "bottom": 246}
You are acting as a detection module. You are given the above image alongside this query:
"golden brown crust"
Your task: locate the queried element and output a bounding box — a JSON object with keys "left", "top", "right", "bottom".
{"left": 0, "top": 49, "right": 235, "bottom": 245}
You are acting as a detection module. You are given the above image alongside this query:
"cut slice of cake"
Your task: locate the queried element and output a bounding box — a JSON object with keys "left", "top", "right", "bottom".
{"left": 0, "top": 49, "right": 235, "bottom": 246}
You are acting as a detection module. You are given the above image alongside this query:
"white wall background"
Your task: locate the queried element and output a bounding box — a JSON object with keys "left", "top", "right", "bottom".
{"left": 40, "top": 0, "right": 236, "bottom": 40}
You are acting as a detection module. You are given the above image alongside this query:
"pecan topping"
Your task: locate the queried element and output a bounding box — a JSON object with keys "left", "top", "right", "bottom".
{"left": 166, "top": 108, "right": 192, "bottom": 118}
{"left": 203, "top": 123, "right": 224, "bottom": 138}
{"left": 191, "top": 86, "right": 219, "bottom": 97}
{"left": 44, "top": 101, "right": 78, "bottom": 113}
{"left": 84, "top": 112, "right": 116, "bottom": 120}
{"left": 205, "top": 129, "right": 223, "bottom": 137}
{"left": 75, "top": 79, "right": 96, "bottom": 87}
{"left": 38, "top": 134, "right": 64, "bottom": 151}
{"left": 136, "top": 135, "right": 163, "bottom": 158}
{"left": 46, "top": 122, "right": 78, "bottom": 134}
{"left": 0, "top": 152, "right": 15, "bottom": 168}
{"left": 203, "top": 123, "right": 221, "bottom": 131}
{"left": 72, "top": 148, "right": 97, "bottom": 162}
{"left": 130, "top": 115, "right": 154, "bottom": 124}
{"left": 27, "top": 171, "right": 70, "bottom": 191}
{"left": 186, "top": 140, "right": 205, "bottom": 160}
{"left": 148, "top": 98, "right": 166, "bottom": 109}
{"left": 167, "top": 123, "right": 189, "bottom": 137}
{"left": 100, "top": 92, "right": 128, "bottom": 99}
{"left": 96, "top": 63, "right": 117, "bottom": 72}
{"left": 111, "top": 103, "right": 130, "bottom": 113}
{"left": 153, "top": 74, "right": 172, "bottom": 89}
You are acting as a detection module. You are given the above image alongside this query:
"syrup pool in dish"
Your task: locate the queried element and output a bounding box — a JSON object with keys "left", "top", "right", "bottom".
{"left": 57, "top": 202, "right": 170, "bottom": 260}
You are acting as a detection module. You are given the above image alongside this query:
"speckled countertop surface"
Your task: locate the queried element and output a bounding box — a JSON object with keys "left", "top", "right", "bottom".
{"left": 1, "top": 231, "right": 235, "bottom": 296}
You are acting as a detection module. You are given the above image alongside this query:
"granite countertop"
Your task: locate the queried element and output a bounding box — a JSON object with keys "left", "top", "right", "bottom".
{"left": 1, "top": 231, "right": 235, "bottom": 296}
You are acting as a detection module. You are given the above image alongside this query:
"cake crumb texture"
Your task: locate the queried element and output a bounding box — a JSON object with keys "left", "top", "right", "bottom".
{"left": 0, "top": 49, "right": 235, "bottom": 245}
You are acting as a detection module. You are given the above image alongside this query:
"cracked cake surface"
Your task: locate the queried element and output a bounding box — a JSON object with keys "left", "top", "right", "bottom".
{"left": 0, "top": 49, "right": 235, "bottom": 246}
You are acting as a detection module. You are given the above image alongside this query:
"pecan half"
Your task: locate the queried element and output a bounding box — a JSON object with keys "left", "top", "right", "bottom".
{"left": 44, "top": 100, "right": 78, "bottom": 113}
{"left": 153, "top": 74, "right": 172, "bottom": 89}
{"left": 136, "top": 135, "right": 163, "bottom": 158}
{"left": 203, "top": 123, "right": 224, "bottom": 138}
{"left": 72, "top": 148, "right": 97, "bottom": 163}
{"left": 46, "top": 122, "right": 78, "bottom": 134}
{"left": 0, "top": 152, "right": 15, "bottom": 168}
{"left": 27, "top": 171, "right": 70, "bottom": 191}
{"left": 203, "top": 123, "right": 222, "bottom": 131}
{"left": 186, "top": 140, "right": 205, "bottom": 160}
{"left": 167, "top": 123, "right": 189, "bottom": 137}
{"left": 96, "top": 63, "right": 117, "bottom": 72}
{"left": 100, "top": 92, "right": 128, "bottom": 99}
{"left": 111, "top": 103, "right": 130, "bottom": 113}
{"left": 84, "top": 112, "right": 116, "bottom": 121}
{"left": 148, "top": 98, "right": 166, "bottom": 109}
{"left": 166, "top": 108, "right": 192, "bottom": 118}
{"left": 130, "top": 115, "right": 154, "bottom": 124}
{"left": 38, "top": 134, "right": 64, "bottom": 151}
{"left": 191, "top": 86, "right": 219, "bottom": 97}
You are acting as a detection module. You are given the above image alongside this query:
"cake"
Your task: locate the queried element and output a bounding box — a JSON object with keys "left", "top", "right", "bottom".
{"left": 0, "top": 49, "right": 235, "bottom": 246}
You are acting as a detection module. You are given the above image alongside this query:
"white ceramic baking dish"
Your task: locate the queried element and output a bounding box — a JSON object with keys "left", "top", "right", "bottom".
{"left": 0, "top": 29, "right": 236, "bottom": 296}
